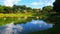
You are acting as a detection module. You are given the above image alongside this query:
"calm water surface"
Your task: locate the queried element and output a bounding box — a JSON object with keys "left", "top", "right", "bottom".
{"left": 0, "top": 20, "right": 53, "bottom": 34}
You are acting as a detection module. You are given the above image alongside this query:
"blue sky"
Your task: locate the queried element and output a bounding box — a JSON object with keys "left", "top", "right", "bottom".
{"left": 0, "top": 0, "right": 55, "bottom": 8}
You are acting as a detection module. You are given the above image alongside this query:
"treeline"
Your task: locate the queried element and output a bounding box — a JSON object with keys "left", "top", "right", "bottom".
{"left": 0, "top": 5, "right": 54, "bottom": 14}
{"left": 0, "top": 5, "right": 40, "bottom": 13}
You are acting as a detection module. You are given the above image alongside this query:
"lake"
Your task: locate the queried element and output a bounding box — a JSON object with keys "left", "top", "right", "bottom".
{"left": 0, "top": 19, "right": 53, "bottom": 34}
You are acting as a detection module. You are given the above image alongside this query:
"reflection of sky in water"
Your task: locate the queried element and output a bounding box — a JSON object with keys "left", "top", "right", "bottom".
{"left": 0, "top": 20, "right": 53, "bottom": 34}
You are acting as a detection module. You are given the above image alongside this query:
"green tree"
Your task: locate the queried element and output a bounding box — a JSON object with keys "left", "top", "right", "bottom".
{"left": 20, "top": 5, "right": 27, "bottom": 10}
{"left": 42, "top": 6, "right": 53, "bottom": 11}
{"left": 42, "top": 6, "right": 52, "bottom": 13}
{"left": 26, "top": 7, "right": 33, "bottom": 13}
{"left": 13, "top": 5, "right": 18, "bottom": 13}
{"left": 12, "top": 5, "right": 27, "bottom": 13}
{"left": 4, "top": 7, "right": 13, "bottom": 13}
{"left": 0, "top": 5, "right": 5, "bottom": 13}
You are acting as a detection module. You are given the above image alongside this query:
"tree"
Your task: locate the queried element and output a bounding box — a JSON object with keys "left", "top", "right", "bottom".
{"left": 12, "top": 5, "right": 27, "bottom": 13}
{"left": 4, "top": 7, "right": 13, "bottom": 13}
{"left": 20, "top": 5, "right": 27, "bottom": 10}
{"left": 42, "top": 6, "right": 53, "bottom": 14}
{"left": 12, "top": 5, "right": 18, "bottom": 13}
{"left": 26, "top": 7, "right": 33, "bottom": 13}
{"left": 53, "top": 0, "right": 60, "bottom": 13}
{"left": 42, "top": 6, "right": 53, "bottom": 12}
{"left": 0, "top": 5, "right": 4, "bottom": 13}
{"left": 52, "top": 0, "right": 60, "bottom": 34}
{"left": 32, "top": 9, "right": 39, "bottom": 13}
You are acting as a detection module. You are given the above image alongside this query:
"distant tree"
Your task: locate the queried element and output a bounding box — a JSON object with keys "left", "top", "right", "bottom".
{"left": 13, "top": 5, "right": 27, "bottom": 13}
{"left": 32, "top": 8, "right": 41, "bottom": 13}
{"left": 12, "top": 5, "right": 18, "bottom": 13}
{"left": 32, "top": 9, "right": 37, "bottom": 13}
{"left": 27, "top": 7, "right": 33, "bottom": 13}
{"left": 20, "top": 5, "right": 27, "bottom": 10}
{"left": 4, "top": 7, "right": 12, "bottom": 13}
{"left": 42, "top": 6, "right": 53, "bottom": 11}
{"left": 0, "top": 5, "right": 4, "bottom": 13}
{"left": 42, "top": 6, "right": 53, "bottom": 14}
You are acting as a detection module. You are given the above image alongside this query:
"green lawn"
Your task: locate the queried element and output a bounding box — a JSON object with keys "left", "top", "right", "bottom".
{"left": 0, "top": 13, "right": 33, "bottom": 18}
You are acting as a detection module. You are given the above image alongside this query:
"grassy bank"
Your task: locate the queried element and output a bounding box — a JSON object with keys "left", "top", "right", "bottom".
{"left": 0, "top": 13, "right": 33, "bottom": 18}
{"left": 0, "top": 13, "right": 49, "bottom": 26}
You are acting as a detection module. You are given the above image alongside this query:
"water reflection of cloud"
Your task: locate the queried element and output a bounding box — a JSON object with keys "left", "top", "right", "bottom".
{"left": 2, "top": 23, "right": 23, "bottom": 34}
{"left": 0, "top": 20, "right": 53, "bottom": 34}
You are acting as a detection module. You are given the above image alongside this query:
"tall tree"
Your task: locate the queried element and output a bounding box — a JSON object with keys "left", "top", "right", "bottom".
{"left": 53, "top": 0, "right": 60, "bottom": 13}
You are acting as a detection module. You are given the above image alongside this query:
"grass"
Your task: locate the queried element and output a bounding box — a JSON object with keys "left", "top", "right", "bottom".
{"left": 0, "top": 13, "right": 33, "bottom": 18}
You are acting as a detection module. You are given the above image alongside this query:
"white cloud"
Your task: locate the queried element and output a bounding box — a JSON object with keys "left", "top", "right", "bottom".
{"left": 31, "top": 0, "right": 55, "bottom": 6}
{"left": 31, "top": 2, "right": 43, "bottom": 6}
{"left": 3, "top": 0, "right": 21, "bottom": 7}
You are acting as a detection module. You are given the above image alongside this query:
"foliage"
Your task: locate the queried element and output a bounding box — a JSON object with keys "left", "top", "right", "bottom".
{"left": 53, "top": 0, "right": 60, "bottom": 13}
{"left": 0, "top": 4, "right": 60, "bottom": 34}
